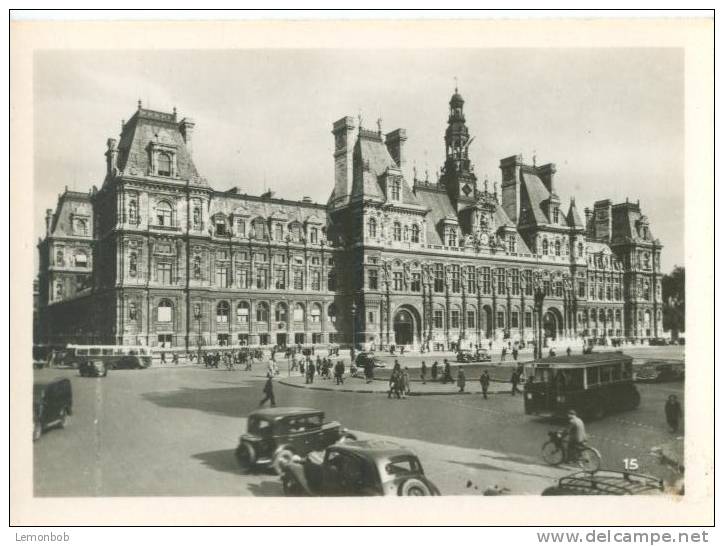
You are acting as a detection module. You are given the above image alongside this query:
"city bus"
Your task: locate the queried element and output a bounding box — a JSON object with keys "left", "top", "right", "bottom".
{"left": 64, "top": 345, "right": 153, "bottom": 370}
{"left": 524, "top": 352, "right": 641, "bottom": 420}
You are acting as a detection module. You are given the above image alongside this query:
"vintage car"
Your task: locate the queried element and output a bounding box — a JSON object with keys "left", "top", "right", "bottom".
{"left": 354, "top": 352, "right": 387, "bottom": 369}
{"left": 279, "top": 440, "right": 441, "bottom": 496}
{"left": 541, "top": 470, "right": 664, "bottom": 496}
{"left": 33, "top": 378, "right": 73, "bottom": 441}
{"left": 456, "top": 348, "right": 492, "bottom": 363}
{"left": 635, "top": 362, "right": 685, "bottom": 383}
{"left": 79, "top": 359, "right": 108, "bottom": 377}
{"left": 235, "top": 407, "right": 356, "bottom": 474}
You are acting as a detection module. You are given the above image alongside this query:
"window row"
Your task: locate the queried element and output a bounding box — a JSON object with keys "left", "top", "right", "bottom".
{"left": 54, "top": 249, "right": 89, "bottom": 268}
{"left": 367, "top": 218, "right": 421, "bottom": 243}
{"left": 147, "top": 300, "right": 339, "bottom": 325}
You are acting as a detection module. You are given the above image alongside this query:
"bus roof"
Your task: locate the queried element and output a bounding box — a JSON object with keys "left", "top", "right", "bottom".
{"left": 534, "top": 352, "right": 633, "bottom": 368}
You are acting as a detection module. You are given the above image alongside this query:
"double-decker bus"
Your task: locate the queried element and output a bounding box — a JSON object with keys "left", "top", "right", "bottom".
{"left": 524, "top": 352, "right": 641, "bottom": 420}
{"left": 64, "top": 345, "right": 152, "bottom": 370}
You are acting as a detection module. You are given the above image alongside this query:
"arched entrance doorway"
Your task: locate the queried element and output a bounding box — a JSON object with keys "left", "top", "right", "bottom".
{"left": 543, "top": 308, "right": 563, "bottom": 340}
{"left": 393, "top": 306, "right": 421, "bottom": 346}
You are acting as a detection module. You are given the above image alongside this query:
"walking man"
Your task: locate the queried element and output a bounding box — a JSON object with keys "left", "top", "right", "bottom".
{"left": 479, "top": 370, "right": 490, "bottom": 399}
{"left": 457, "top": 367, "right": 466, "bottom": 393}
{"left": 259, "top": 373, "right": 276, "bottom": 407}
{"left": 511, "top": 370, "right": 521, "bottom": 396}
{"left": 420, "top": 361, "right": 427, "bottom": 384}
{"left": 512, "top": 347, "right": 518, "bottom": 361}
{"left": 431, "top": 361, "right": 439, "bottom": 381}
{"left": 442, "top": 359, "right": 452, "bottom": 384}
{"left": 665, "top": 394, "right": 683, "bottom": 433}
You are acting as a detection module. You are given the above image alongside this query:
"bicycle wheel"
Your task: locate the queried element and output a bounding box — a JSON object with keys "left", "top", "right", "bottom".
{"left": 578, "top": 447, "right": 602, "bottom": 472}
{"left": 541, "top": 441, "right": 564, "bottom": 465}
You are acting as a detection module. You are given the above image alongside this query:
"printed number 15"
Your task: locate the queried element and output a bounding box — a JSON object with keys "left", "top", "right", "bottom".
{"left": 623, "top": 458, "right": 639, "bottom": 470}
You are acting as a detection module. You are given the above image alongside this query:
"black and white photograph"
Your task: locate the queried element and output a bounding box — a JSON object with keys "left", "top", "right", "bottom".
{"left": 10, "top": 14, "right": 713, "bottom": 527}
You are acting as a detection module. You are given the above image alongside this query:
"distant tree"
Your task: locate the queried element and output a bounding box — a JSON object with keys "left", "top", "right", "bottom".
{"left": 661, "top": 266, "right": 685, "bottom": 339}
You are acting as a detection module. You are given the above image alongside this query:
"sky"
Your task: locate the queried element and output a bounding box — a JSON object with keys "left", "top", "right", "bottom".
{"left": 34, "top": 49, "right": 684, "bottom": 272}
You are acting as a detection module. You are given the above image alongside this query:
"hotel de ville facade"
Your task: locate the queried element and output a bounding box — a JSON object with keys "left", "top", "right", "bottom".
{"left": 37, "top": 89, "right": 664, "bottom": 351}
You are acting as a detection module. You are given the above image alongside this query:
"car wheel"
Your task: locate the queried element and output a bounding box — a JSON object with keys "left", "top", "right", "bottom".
{"left": 399, "top": 478, "right": 432, "bottom": 496}
{"left": 33, "top": 421, "right": 42, "bottom": 442}
{"left": 271, "top": 447, "right": 295, "bottom": 475}
{"left": 235, "top": 442, "right": 255, "bottom": 473}
{"left": 58, "top": 408, "right": 69, "bottom": 429}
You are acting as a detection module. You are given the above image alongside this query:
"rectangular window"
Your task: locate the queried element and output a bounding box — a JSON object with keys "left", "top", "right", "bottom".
{"left": 579, "top": 281, "right": 586, "bottom": 298}
{"left": 274, "top": 224, "right": 283, "bottom": 241}
{"left": 236, "top": 219, "right": 245, "bottom": 237}
{"left": 254, "top": 252, "right": 267, "bottom": 263}
{"left": 293, "top": 269, "right": 304, "bottom": 290}
{"left": 256, "top": 269, "right": 268, "bottom": 289}
{"left": 368, "top": 311, "right": 375, "bottom": 324}
{"left": 236, "top": 268, "right": 249, "bottom": 289}
{"left": 508, "top": 234, "right": 516, "bottom": 253}
{"left": 215, "top": 221, "right": 226, "bottom": 236}
{"left": 511, "top": 269, "right": 520, "bottom": 296}
{"left": 393, "top": 272, "right": 403, "bottom": 291}
{"left": 525, "top": 312, "right": 532, "bottom": 328}
{"left": 275, "top": 269, "right": 286, "bottom": 290}
{"left": 310, "top": 228, "right": 318, "bottom": 244}
{"left": 481, "top": 267, "right": 491, "bottom": 294}
{"left": 496, "top": 268, "right": 506, "bottom": 294}
{"left": 467, "top": 267, "right": 476, "bottom": 294}
{"left": 543, "top": 280, "right": 551, "bottom": 296}
{"left": 496, "top": 311, "right": 505, "bottom": 329}
{"left": 466, "top": 310, "right": 476, "bottom": 329}
{"left": 450, "top": 310, "right": 460, "bottom": 329}
{"left": 555, "top": 280, "right": 563, "bottom": 297}
{"left": 511, "top": 311, "right": 519, "bottom": 328}
{"left": 523, "top": 270, "right": 532, "bottom": 296}
{"left": 311, "top": 270, "right": 321, "bottom": 291}
{"left": 433, "top": 310, "right": 443, "bottom": 329}
{"left": 451, "top": 266, "right": 461, "bottom": 293}
{"left": 215, "top": 265, "right": 228, "bottom": 287}
{"left": 369, "top": 269, "right": 378, "bottom": 290}
{"left": 434, "top": 264, "right": 444, "bottom": 293}
{"left": 158, "top": 262, "right": 172, "bottom": 284}
{"left": 411, "top": 272, "right": 421, "bottom": 292}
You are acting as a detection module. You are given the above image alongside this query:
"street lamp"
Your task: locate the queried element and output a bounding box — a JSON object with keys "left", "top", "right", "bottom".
{"left": 193, "top": 303, "right": 203, "bottom": 363}
{"left": 532, "top": 269, "right": 548, "bottom": 360}
{"left": 350, "top": 302, "right": 357, "bottom": 352}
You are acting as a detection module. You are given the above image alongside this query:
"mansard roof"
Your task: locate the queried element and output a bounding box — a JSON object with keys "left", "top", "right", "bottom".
{"left": 566, "top": 198, "right": 585, "bottom": 228}
{"left": 47, "top": 189, "right": 93, "bottom": 238}
{"left": 611, "top": 202, "right": 657, "bottom": 244}
{"left": 116, "top": 106, "right": 203, "bottom": 185}
{"left": 519, "top": 171, "right": 552, "bottom": 225}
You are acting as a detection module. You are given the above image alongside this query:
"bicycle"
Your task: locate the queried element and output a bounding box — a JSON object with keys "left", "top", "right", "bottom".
{"left": 541, "top": 430, "right": 602, "bottom": 472}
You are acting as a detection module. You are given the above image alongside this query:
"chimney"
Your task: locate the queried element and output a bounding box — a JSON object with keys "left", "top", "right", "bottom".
{"left": 385, "top": 129, "right": 407, "bottom": 171}
{"left": 536, "top": 163, "right": 556, "bottom": 193}
{"left": 105, "top": 138, "right": 118, "bottom": 176}
{"left": 584, "top": 207, "right": 593, "bottom": 234}
{"left": 179, "top": 117, "right": 196, "bottom": 156}
{"left": 331, "top": 116, "right": 355, "bottom": 208}
{"left": 45, "top": 209, "right": 53, "bottom": 236}
{"left": 500, "top": 154, "right": 523, "bottom": 223}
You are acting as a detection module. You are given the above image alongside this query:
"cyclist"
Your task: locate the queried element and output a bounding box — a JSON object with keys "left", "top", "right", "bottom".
{"left": 565, "top": 409, "right": 587, "bottom": 462}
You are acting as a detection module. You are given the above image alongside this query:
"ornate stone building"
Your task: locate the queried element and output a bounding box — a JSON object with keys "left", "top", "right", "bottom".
{"left": 37, "top": 90, "right": 663, "bottom": 350}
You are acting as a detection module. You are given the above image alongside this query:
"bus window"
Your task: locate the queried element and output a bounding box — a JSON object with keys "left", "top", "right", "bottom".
{"left": 622, "top": 362, "right": 633, "bottom": 379}
{"left": 586, "top": 367, "right": 599, "bottom": 386}
{"left": 77, "top": 349, "right": 88, "bottom": 356}
{"left": 567, "top": 369, "right": 584, "bottom": 390}
{"left": 102, "top": 348, "right": 113, "bottom": 356}
{"left": 611, "top": 364, "right": 622, "bottom": 381}
{"left": 534, "top": 368, "right": 551, "bottom": 383}
{"left": 600, "top": 366, "right": 613, "bottom": 383}
{"left": 90, "top": 348, "right": 101, "bottom": 356}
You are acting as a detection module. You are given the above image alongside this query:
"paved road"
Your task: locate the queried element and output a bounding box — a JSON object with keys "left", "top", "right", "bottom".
{"left": 33, "top": 365, "right": 683, "bottom": 497}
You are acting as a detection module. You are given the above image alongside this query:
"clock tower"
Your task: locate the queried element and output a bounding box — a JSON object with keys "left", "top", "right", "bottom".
{"left": 441, "top": 87, "right": 477, "bottom": 211}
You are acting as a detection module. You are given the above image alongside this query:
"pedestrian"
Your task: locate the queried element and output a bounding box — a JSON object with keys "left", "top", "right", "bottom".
{"left": 393, "top": 359, "right": 401, "bottom": 373}
{"left": 160, "top": 351, "right": 166, "bottom": 364}
{"left": 488, "top": 340, "right": 493, "bottom": 351}
{"left": 431, "top": 361, "right": 439, "bottom": 381}
{"left": 306, "top": 361, "right": 316, "bottom": 384}
{"left": 388, "top": 369, "right": 401, "bottom": 399}
{"left": 420, "top": 361, "right": 427, "bottom": 384}
{"left": 566, "top": 346, "right": 572, "bottom": 357}
{"left": 442, "top": 359, "right": 452, "bottom": 384}
{"left": 549, "top": 348, "right": 557, "bottom": 357}
{"left": 479, "top": 370, "right": 490, "bottom": 399}
{"left": 665, "top": 395, "right": 683, "bottom": 432}
{"left": 259, "top": 373, "right": 276, "bottom": 407}
{"left": 457, "top": 367, "right": 466, "bottom": 393}
{"left": 402, "top": 367, "right": 411, "bottom": 396}
{"left": 172, "top": 352, "right": 179, "bottom": 365}
{"left": 501, "top": 347, "right": 507, "bottom": 363}
{"left": 512, "top": 347, "right": 518, "bottom": 361}
{"left": 511, "top": 370, "right": 520, "bottom": 396}
{"left": 334, "top": 360, "right": 345, "bottom": 385}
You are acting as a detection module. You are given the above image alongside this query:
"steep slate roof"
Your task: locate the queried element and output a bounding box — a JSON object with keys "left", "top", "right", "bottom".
{"left": 49, "top": 191, "right": 93, "bottom": 237}
{"left": 611, "top": 205, "right": 656, "bottom": 244}
{"left": 414, "top": 187, "right": 455, "bottom": 245}
{"left": 566, "top": 199, "right": 585, "bottom": 228}
{"left": 520, "top": 171, "right": 551, "bottom": 225}
{"left": 116, "top": 107, "right": 202, "bottom": 184}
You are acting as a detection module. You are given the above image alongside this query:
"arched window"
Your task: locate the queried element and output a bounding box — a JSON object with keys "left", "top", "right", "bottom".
{"left": 236, "top": 302, "right": 250, "bottom": 324}
{"left": 368, "top": 217, "right": 377, "bottom": 238}
{"left": 328, "top": 303, "right": 337, "bottom": 323}
{"left": 158, "top": 299, "right": 173, "bottom": 323}
{"left": 157, "top": 152, "right": 172, "bottom": 176}
{"left": 393, "top": 222, "right": 402, "bottom": 241}
{"left": 193, "top": 255, "right": 202, "bottom": 280}
{"left": 74, "top": 250, "right": 88, "bottom": 268}
{"left": 129, "top": 252, "right": 138, "bottom": 277}
{"left": 554, "top": 240, "right": 561, "bottom": 256}
{"left": 541, "top": 239, "right": 549, "bottom": 255}
{"left": 56, "top": 249, "right": 64, "bottom": 266}
{"left": 293, "top": 303, "right": 305, "bottom": 322}
{"left": 156, "top": 201, "right": 173, "bottom": 227}
{"left": 411, "top": 224, "right": 420, "bottom": 243}
{"left": 311, "top": 303, "right": 322, "bottom": 323}
{"left": 256, "top": 302, "right": 269, "bottom": 323}
{"left": 216, "top": 301, "right": 230, "bottom": 323}
{"left": 128, "top": 199, "right": 138, "bottom": 224}
{"left": 275, "top": 302, "right": 288, "bottom": 323}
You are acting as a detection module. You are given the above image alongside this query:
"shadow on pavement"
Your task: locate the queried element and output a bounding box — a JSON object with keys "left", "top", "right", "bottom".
{"left": 247, "top": 481, "right": 283, "bottom": 497}
{"left": 192, "top": 449, "right": 283, "bottom": 496}
{"left": 446, "top": 459, "right": 553, "bottom": 481}
{"left": 142, "top": 385, "right": 257, "bottom": 418}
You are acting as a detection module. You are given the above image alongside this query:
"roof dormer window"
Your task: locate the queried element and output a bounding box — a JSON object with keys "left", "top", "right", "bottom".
{"left": 157, "top": 152, "right": 172, "bottom": 176}
{"left": 553, "top": 208, "right": 560, "bottom": 224}
{"left": 391, "top": 179, "right": 401, "bottom": 201}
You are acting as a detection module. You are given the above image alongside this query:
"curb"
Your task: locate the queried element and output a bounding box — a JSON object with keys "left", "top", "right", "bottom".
{"left": 277, "top": 379, "right": 512, "bottom": 396}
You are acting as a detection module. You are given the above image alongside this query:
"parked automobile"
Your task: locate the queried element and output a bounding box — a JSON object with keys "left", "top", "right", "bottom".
{"left": 33, "top": 378, "right": 73, "bottom": 441}
{"left": 355, "top": 352, "right": 386, "bottom": 369}
{"left": 649, "top": 338, "right": 669, "bottom": 346}
{"left": 635, "top": 362, "right": 685, "bottom": 383}
{"left": 235, "top": 407, "right": 356, "bottom": 474}
{"left": 541, "top": 470, "right": 664, "bottom": 496}
{"left": 79, "top": 359, "right": 108, "bottom": 377}
{"left": 279, "top": 440, "right": 440, "bottom": 496}
{"left": 456, "top": 348, "right": 492, "bottom": 363}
